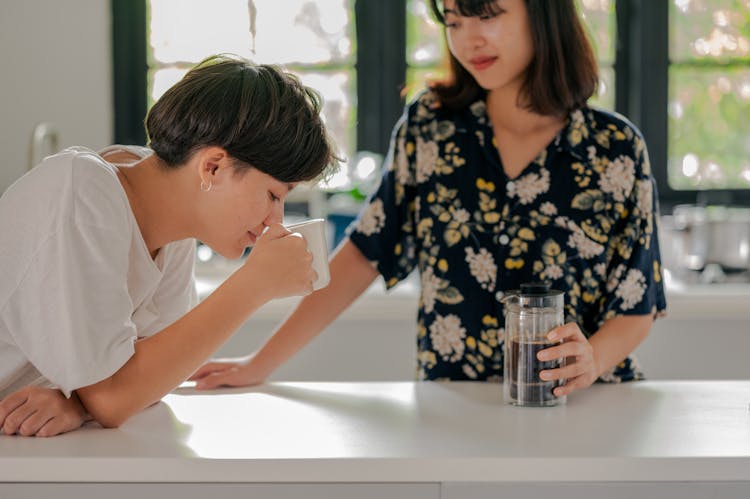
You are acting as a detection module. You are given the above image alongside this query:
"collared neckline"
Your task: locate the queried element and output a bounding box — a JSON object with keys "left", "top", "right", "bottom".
{"left": 466, "top": 96, "right": 596, "bottom": 163}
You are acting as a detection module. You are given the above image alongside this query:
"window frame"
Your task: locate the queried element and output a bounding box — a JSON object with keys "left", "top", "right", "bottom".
{"left": 616, "top": 0, "right": 750, "bottom": 208}
{"left": 355, "top": 0, "right": 407, "bottom": 155}
{"left": 111, "top": 0, "right": 147, "bottom": 147}
{"left": 111, "top": 0, "right": 750, "bottom": 208}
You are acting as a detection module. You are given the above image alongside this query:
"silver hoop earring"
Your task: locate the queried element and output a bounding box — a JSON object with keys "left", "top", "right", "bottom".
{"left": 200, "top": 181, "right": 212, "bottom": 192}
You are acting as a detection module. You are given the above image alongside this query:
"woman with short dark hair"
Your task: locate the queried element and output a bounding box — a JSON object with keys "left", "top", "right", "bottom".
{"left": 0, "top": 54, "right": 338, "bottom": 436}
{"left": 192, "top": 1, "right": 667, "bottom": 397}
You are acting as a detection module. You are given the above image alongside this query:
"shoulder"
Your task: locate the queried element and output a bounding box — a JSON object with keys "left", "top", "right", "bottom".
{"left": 577, "top": 107, "right": 646, "bottom": 149}
{"left": 29, "top": 145, "right": 123, "bottom": 187}
{"left": 0, "top": 149, "right": 132, "bottom": 300}
{"left": 567, "top": 109, "right": 655, "bottom": 209}
{"left": 403, "top": 87, "right": 468, "bottom": 125}
{"left": 408, "top": 87, "right": 440, "bottom": 113}
{"left": 398, "top": 88, "right": 440, "bottom": 127}
{"left": 571, "top": 107, "right": 649, "bottom": 174}
{"left": 2, "top": 147, "right": 123, "bottom": 219}
{"left": 62, "top": 148, "right": 132, "bottom": 228}
{"left": 581, "top": 107, "right": 644, "bottom": 139}
{"left": 384, "top": 89, "right": 439, "bottom": 147}
{"left": 22, "top": 146, "right": 133, "bottom": 233}
{"left": 399, "top": 87, "right": 482, "bottom": 140}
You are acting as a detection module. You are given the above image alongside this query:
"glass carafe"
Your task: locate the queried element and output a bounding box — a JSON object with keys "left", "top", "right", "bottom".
{"left": 503, "top": 282, "right": 565, "bottom": 407}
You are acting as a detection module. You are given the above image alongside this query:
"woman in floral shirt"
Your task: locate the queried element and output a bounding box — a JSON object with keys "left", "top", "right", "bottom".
{"left": 191, "top": 0, "right": 667, "bottom": 397}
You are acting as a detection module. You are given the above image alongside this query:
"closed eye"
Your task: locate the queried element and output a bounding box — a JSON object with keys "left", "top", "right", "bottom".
{"left": 480, "top": 9, "right": 504, "bottom": 21}
{"left": 444, "top": 11, "right": 458, "bottom": 28}
{"left": 269, "top": 191, "right": 280, "bottom": 203}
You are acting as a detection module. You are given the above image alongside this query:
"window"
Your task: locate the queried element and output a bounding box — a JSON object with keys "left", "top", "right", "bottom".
{"left": 616, "top": 0, "right": 750, "bottom": 206}
{"left": 113, "top": 0, "right": 750, "bottom": 207}
{"left": 404, "top": 0, "right": 445, "bottom": 102}
{"left": 580, "top": 0, "right": 617, "bottom": 110}
{"left": 147, "top": 0, "right": 356, "bottom": 164}
{"left": 668, "top": 0, "right": 750, "bottom": 192}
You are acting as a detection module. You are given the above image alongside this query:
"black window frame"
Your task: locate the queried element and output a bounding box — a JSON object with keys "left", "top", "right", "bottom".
{"left": 618, "top": 0, "right": 750, "bottom": 209}
{"left": 111, "top": 0, "right": 147, "bottom": 147}
{"left": 112, "top": 0, "right": 750, "bottom": 208}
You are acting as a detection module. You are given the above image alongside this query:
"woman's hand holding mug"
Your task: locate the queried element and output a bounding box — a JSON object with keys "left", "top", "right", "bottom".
{"left": 241, "top": 223, "right": 316, "bottom": 301}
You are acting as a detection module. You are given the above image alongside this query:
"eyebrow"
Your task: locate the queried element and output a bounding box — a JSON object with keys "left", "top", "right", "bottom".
{"left": 444, "top": 1, "right": 505, "bottom": 18}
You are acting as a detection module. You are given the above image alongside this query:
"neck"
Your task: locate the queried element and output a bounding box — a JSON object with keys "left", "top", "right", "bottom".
{"left": 116, "top": 155, "right": 195, "bottom": 257}
{"left": 486, "top": 86, "right": 564, "bottom": 135}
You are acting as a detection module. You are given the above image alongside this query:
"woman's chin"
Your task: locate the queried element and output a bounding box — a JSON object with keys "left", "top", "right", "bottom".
{"left": 230, "top": 249, "right": 247, "bottom": 260}
{"left": 214, "top": 247, "right": 245, "bottom": 261}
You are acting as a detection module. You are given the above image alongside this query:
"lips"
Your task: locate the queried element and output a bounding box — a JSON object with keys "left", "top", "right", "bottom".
{"left": 247, "top": 231, "right": 258, "bottom": 245}
{"left": 469, "top": 56, "right": 497, "bottom": 71}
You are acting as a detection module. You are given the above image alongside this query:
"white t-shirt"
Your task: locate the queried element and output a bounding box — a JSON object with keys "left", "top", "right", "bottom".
{"left": 0, "top": 146, "right": 197, "bottom": 398}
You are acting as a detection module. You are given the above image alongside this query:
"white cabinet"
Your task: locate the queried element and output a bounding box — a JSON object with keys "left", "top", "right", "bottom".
{"left": 635, "top": 317, "right": 749, "bottom": 380}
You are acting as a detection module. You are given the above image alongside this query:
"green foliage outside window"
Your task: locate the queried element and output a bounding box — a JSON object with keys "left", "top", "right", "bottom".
{"left": 668, "top": 0, "right": 750, "bottom": 190}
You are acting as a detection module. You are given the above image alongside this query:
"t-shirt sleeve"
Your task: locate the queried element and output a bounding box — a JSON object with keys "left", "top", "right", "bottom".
{"left": 598, "top": 138, "right": 668, "bottom": 324}
{"left": 347, "top": 112, "right": 420, "bottom": 289}
{"left": 1, "top": 223, "right": 138, "bottom": 398}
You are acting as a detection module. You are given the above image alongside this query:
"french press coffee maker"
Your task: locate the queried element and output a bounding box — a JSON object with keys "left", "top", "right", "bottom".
{"left": 503, "top": 282, "right": 566, "bottom": 407}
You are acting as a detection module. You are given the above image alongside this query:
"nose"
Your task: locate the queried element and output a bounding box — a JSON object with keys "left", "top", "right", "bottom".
{"left": 467, "top": 28, "right": 487, "bottom": 49}
{"left": 264, "top": 200, "right": 284, "bottom": 226}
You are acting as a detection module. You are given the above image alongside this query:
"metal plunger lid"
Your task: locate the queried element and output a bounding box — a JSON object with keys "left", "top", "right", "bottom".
{"left": 517, "top": 282, "right": 564, "bottom": 309}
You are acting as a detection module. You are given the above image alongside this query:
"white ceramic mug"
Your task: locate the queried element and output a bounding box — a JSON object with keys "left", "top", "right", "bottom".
{"left": 284, "top": 218, "right": 331, "bottom": 290}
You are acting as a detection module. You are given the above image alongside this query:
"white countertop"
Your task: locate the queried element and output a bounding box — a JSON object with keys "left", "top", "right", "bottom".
{"left": 3, "top": 381, "right": 749, "bottom": 483}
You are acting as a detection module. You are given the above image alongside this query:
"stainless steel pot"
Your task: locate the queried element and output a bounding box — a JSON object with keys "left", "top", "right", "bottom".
{"left": 672, "top": 205, "right": 750, "bottom": 273}
{"left": 707, "top": 209, "right": 750, "bottom": 271}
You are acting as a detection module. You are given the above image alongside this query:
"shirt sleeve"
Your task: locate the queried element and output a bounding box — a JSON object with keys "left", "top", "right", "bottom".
{"left": 598, "top": 139, "right": 668, "bottom": 325}
{"left": 1, "top": 223, "right": 138, "bottom": 398}
{"left": 347, "top": 111, "right": 420, "bottom": 289}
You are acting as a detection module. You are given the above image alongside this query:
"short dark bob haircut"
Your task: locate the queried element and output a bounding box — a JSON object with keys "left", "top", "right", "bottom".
{"left": 428, "top": 0, "right": 599, "bottom": 116}
{"left": 146, "top": 54, "right": 338, "bottom": 183}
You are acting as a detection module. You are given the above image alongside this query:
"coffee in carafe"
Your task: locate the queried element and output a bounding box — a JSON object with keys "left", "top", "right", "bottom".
{"left": 503, "top": 282, "right": 566, "bottom": 407}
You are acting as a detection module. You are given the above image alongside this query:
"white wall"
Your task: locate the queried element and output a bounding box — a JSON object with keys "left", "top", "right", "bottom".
{"left": 634, "top": 318, "right": 749, "bottom": 380}
{"left": 0, "top": 0, "right": 112, "bottom": 193}
{"left": 217, "top": 316, "right": 419, "bottom": 382}
{"left": 214, "top": 296, "right": 750, "bottom": 383}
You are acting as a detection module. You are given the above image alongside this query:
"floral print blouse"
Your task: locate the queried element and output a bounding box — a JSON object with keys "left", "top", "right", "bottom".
{"left": 348, "top": 89, "right": 667, "bottom": 383}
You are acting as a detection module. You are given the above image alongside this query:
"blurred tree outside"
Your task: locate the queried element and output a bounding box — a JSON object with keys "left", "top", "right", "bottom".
{"left": 669, "top": 0, "right": 750, "bottom": 191}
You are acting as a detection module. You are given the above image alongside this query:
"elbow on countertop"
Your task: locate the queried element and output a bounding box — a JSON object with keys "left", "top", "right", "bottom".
{"left": 75, "top": 381, "right": 141, "bottom": 429}
{"left": 76, "top": 394, "right": 125, "bottom": 429}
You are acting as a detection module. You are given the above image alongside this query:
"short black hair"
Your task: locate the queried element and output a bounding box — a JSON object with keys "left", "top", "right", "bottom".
{"left": 146, "top": 54, "right": 339, "bottom": 182}
{"left": 429, "top": 0, "right": 599, "bottom": 116}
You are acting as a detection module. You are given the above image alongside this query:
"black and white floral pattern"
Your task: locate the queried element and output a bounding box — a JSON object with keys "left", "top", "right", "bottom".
{"left": 349, "top": 89, "right": 667, "bottom": 382}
